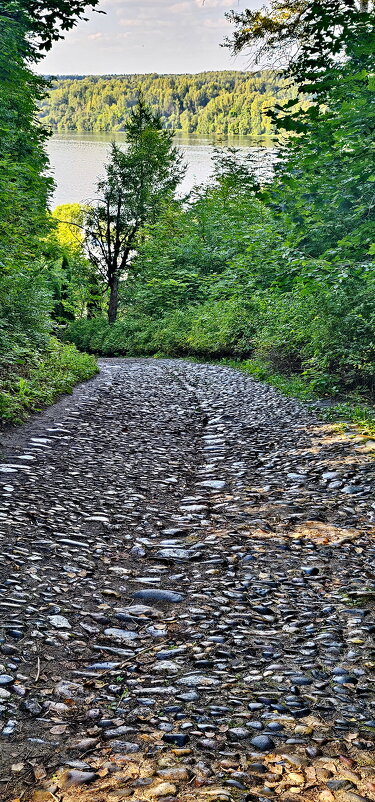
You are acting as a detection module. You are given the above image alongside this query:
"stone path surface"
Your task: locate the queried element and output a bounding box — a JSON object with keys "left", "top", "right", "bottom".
{"left": 0, "top": 358, "right": 374, "bottom": 802}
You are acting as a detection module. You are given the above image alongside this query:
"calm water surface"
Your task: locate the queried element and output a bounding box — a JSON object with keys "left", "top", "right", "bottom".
{"left": 46, "top": 132, "right": 276, "bottom": 208}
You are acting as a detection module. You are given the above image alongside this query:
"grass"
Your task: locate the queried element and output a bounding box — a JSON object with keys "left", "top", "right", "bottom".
{"left": 229, "top": 357, "right": 317, "bottom": 401}
{"left": 318, "top": 402, "right": 375, "bottom": 437}
{"left": 0, "top": 337, "right": 98, "bottom": 425}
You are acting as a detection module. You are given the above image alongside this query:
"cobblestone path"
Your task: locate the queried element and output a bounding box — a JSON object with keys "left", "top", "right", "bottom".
{"left": 0, "top": 359, "right": 374, "bottom": 802}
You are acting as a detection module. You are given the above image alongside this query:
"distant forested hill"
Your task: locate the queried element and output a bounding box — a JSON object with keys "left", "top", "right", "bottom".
{"left": 39, "top": 71, "right": 294, "bottom": 135}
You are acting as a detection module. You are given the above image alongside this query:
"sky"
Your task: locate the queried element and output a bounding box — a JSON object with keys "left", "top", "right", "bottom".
{"left": 36, "top": 0, "right": 257, "bottom": 76}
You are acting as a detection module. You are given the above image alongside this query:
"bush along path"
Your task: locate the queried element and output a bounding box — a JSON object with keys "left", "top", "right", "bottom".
{"left": 0, "top": 358, "right": 374, "bottom": 802}
{"left": 0, "top": 340, "right": 98, "bottom": 426}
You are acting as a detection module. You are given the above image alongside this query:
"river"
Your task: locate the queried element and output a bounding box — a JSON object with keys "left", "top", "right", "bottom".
{"left": 46, "top": 132, "right": 276, "bottom": 208}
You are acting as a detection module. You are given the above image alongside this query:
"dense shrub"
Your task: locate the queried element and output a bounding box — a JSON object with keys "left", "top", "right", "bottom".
{"left": 251, "top": 272, "right": 375, "bottom": 396}
{"left": 0, "top": 338, "right": 98, "bottom": 424}
{"left": 0, "top": 272, "right": 52, "bottom": 364}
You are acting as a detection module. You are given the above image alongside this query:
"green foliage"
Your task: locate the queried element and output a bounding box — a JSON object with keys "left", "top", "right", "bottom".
{"left": 0, "top": 0, "right": 100, "bottom": 423}
{"left": 0, "top": 338, "right": 97, "bottom": 424}
{"left": 318, "top": 402, "right": 375, "bottom": 437}
{"left": 0, "top": 1, "right": 100, "bottom": 60}
{"left": 226, "top": 0, "right": 366, "bottom": 88}
{"left": 44, "top": 203, "right": 99, "bottom": 321}
{"left": 0, "top": 8, "right": 52, "bottom": 271}
{"left": 234, "top": 358, "right": 316, "bottom": 401}
{"left": 67, "top": 137, "right": 375, "bottom": 402}
{"left": 39, "top": 71, "right": 295, "bottom": 136}
{"left": 19, "top": 0, "right": 101, "bottom": 54}
{"left": 227, "top": 0, "right": 375, "bottom": 263}
{"left": 64, "top": 315, "right": 160, "bottom": 355}
{"left": 64, "top": 306, "right": 229, "bottom": 358}
{"left": 0, "top": 271, "right": 52, "bottom": 364}
{"left": 270, "top": 35, "right": 375, "bottom": 261}
{"left": 125, "top": 149, "right": 282, "bottom": 319}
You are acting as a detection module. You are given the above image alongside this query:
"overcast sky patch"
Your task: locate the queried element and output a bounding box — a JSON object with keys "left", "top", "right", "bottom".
{"left": 37, "top": 0, "right": 257, "bottom": 75}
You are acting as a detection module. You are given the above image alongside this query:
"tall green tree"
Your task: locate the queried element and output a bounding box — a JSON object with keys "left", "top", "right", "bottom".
{"left": 0, "top": 0, "right": 101, "bottom": 272}
{"left": 0, "top": 0, "right": 102, "bottom": 359}
{"left": 84, "top": 97, "right": 185, "bottom": 323}
{"left": 226, "top": 0, "right": 375, "bottom": 257}
{"left": 0, "top": 7, "right": 50, "bottom": 271}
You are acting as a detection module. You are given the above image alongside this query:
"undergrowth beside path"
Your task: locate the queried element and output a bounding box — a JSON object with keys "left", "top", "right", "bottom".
{"left": 0, "top": 338, "right": 98, "bottom": 425}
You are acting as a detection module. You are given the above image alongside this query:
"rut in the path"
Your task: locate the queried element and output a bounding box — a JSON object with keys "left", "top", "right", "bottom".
{"left": 0, "top": 358, "right": 374, "bottom": 802}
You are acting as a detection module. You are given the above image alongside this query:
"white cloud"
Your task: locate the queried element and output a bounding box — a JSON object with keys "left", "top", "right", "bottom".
{"left": 194, "top": 0, "right": 234, "bottom": 6}
{"left": 119, "top": 17, "right": 144, "bottom": 26}
{"left": 203, "top": 17, "right": 228, "bottom": 27}
{"left": 169, "top": 2, "right": 191, "bottom": 11}
{"left": 35, "top": 0, "right": 252, "bottom": 74}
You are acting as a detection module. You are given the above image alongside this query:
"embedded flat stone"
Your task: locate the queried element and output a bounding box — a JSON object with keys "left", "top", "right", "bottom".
{"left": 49, "top": 615, "right": 71, "bottom": 629}
{"left": 132, "top": 589, "right": 185, "bottom": 603}
{"left": 154, "top": 548, "right": 191, "bottom": 561}
{"left": 104, "top": 628, "right": 139, "bottom": 640}
{"left": 197, "top": 480, "right": 226, "bottom": 489}
{"left": 176, "top": 674, "right": 220, "bottom": 687}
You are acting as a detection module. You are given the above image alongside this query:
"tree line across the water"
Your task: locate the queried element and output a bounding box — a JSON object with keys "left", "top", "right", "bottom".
{"left": 39, "top": 71, "right": 295, "bottom": 135}
{"left": 1, "top": 0, "right": 375, "bottom": 431}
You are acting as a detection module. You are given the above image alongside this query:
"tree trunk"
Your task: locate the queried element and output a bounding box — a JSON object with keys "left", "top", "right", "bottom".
{"left": 87, "top": 273, "right": 101, "bottom": 319}
{"left": 108, "top": 274, "right": 119, "bottom": 324}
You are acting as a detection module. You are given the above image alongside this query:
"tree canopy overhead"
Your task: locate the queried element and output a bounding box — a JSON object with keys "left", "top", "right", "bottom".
{"left": 0, "top": 0, "right": 102, "bottom": 58}
{"left": 226, "top": 0, "right": 372, "bottom": 69}
{"left": 226, "top": 0, "right": 374, "bottom": 106}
